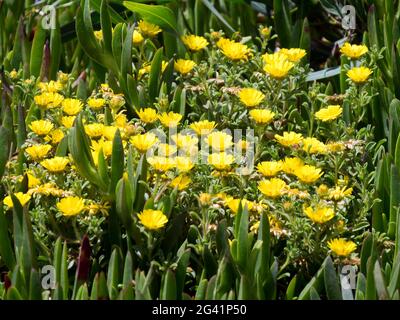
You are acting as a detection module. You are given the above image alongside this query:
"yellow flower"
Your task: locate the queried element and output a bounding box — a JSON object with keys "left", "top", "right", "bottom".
{"left": 219, "top": 40, "right": 251, "bottom": 61}
{"left": 109, "top": 94, "right": 125, "bottom": 111}
{"left": 275, "top": 131, "right": 303, "bottom": 147}
{"left": 157, "top": 143, "right": 177, "bottom": 157}
{"left": 138, "top": 20, "right": 162, "bottom": 37}
{"left": 199, "top": 193, "right": 212, "bottom": 206}
{"left": 326, "top": 141, "right": 345, "bottom": 153}
{"left": 279, "top": 48, "right": 307, "bottom": 62}
{"left": 207, "top": 152, "right": 235, "bottom": 171}
{"left": 259, "top": 26, "right": 271, "bottom": 38}
{"left": 158, "top": 112, "right": 182, "bottom": 128}
{"left": 257, "top": 161, "right": 282, "bottom": 177}
{"left": 190, "top": 120, "right": 216, "bottom": 135}
{"left": 62, "top": 98, "right": 83, "bottom": 116}
{"left": 171, "top": 134, "right": 198, "bottom": 149}
{"left": 57, "top": 197, "right": 85, "bottom": 216}
{"left": 175, "top": 156, "right": 194, "bottom": 172}
{"left": 102, "top": 126, "right": 118, "bottom": 141}
{"left": 329, "top": 186, "right": 353, "bottom": 201}
{"left": 85, "top": 123, "right": 105, "bottom": 138}
{"left": 304, "top": 205, "right": 335, "bottom": 224}
{"left": 347, "top": 66, "right": 372, "bottom": 84}
{"left": 34, "top": 92, "right": 64, "bottom": 109}
{"left": 87, "top": 98, "right": 106, "bottom": 110}
{"left": 9, "top": 69, "right": 18, "bottom": 79}
{"left": 61, "top": 116, "right": 76, "bottom": 129}
{"left": 138, "top": 64, "right": 151, "bottom": 79}
{"left": 282, "top": 157, "right": 304, "bottom": 175}
{"left": 132, "top": 30, "right": 144, "bottom": 45}
{"left": 147, "top": 156, "right": 176, "bottom": 172}
{"left": 41, "top": 157, "right": 69, "bottom": 173}
{"left": 50, "top": 129, "right": 65, "bottom": 144}
{"left": 27, "top": 183, "right": 65, "bottom": 197}
{"left": 29, "top": 120, "right": 54, "bottom": 136}
{"left": 295, "top": 165, "right": 323, "bottom": 184}
{"left": 170, "top": 175, "right": 191, "bottom": 190}
{"left": 258, "top": 178, "right": 287, "bottom": 198}
{"left": 225, "top": 198, "right": 254, "bottom": 214}
{"left": 206, "top": 131, "right": 233, "bottom": 151}
{"left": 38, "top": 81, "right": 64, "bottom": 93}
{"left": 340, "top": 42, "right": 368, "bottom": 59}
{"left": 238, "top": 88, "right": 265, "bottom": 108}
{"left": 315, "top": 105, "right": 343, "bottom": 122}
{"left": 181, "top": 35, "right": 209, "bottom": 52}
{"left": 137, "top": 108, "right": 158, "bottom": 124}
{"left": 174, "top": 59, "right": 196, "bottom": 75}
{"left": 316, "top": 184, "right": 329, "bottom": 197}
{"left": 91, "top": 138, "right": 113, "bottom": 158}
{"left": 94, "top": 30, "right": 103, "bottom": 41}
{"left": 138, "top": 209, "right": 168, "bottom": 230}
{"left": 114, "top": 113, "right": 128, "bottom": 128}
{"left": 130, "top": 132, "right": 158, "bottom": 153}
{"left": 25, "top": 144, "right": 52, "bottom": 161}
{"left": 249, "top": 109, "right": 275, "bottom": 125}
{"left": 302, "top": 137, "right": 327, "bottom": 154}
{"left": 4, "top": 192, "right": 31, "bottom": 208}
{"left": 262, "top": 52, "right": 288, "bottom": 65}
{"left": 264, "top": 59, "right": 294, "bottom": 79}
{"left": 328, "top": 238, "right": 357, "bottom": 257}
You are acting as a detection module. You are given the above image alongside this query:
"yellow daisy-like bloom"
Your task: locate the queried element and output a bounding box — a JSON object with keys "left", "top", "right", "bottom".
{"left": 174, "top": 59, "right": 196, "bottom": 75}
{"left": 174, "top": 156, "right": 194, "bottom": 172}
{"left": 50, "top": 129, "right": 65, "bottom": 144}
{"left": 62, "top": 98, "right": 83, "bottom": 116}
{"left": 114, "top": 113, "right": 128, "bottom": 128}
{"left": 181, "top": 35, "right": 209, "bottom": 52}
{"left": 130, "top": 132, "right": 158, "bottom": 153}
{"left": 329, "top": 185, "right": 353, "bottom": 201}
{"left": 132, "top": 30, "right": 144, "bottom": 45}
{"left": 295, "top": 165, "right": 323, "bottom": 184}
{"left": 158, "top": 143, "right": 177, "bottom": 157}
{"left": 109, "top": 94, "right": 125, "bottom": 111}
{"left": 207, "top": 152, "right": 235, "bottom": 171}
{"left": 61, "top": 116, "right": 76, "bottom": 129}
{"left": 206, "top": 131, "right": 233, "bottom": 152}
{"left": 199, "top": 193, "right": 212, "bottom": 206}
{"left": 94, "top": 30, "right": 103, "bottom": 41}
{"left": 304, "top": 205, "right": 335, "bottom": 224}
{"left": 225, "top": 198, "right": 254, "bottom": 214}
{"left": 137, "top": 108, "right": 158, "bottom": 124}
{"left": 190, "top": 120, "right": 216, "bottom": 135}
{"left": 147, "top": 156, "right": 176, "bottom": 172}
{"left": 87, "top": 98, "right": 106, "bottom": 110}
{"left": 34, "top": 92, "right": 64, "bottom": 109}
{"left": 264, "top": 59, "right": 294, "bottom": 79}
{"left": 238, "top": 88, "right": 265, "bottom": 108}
{"left": 219, "top": 40, "right": 251, "bottom": 61}
{"left": 326, "top": 141, "right": 345, "bottom": 153}
{"left": 102, "top": 126, "right": 118, "bottom": 141}
{"left": 41, "top": 157, "right": 69, "bottom": 173}
{"left": 279, "top": 48, "right": 307, "bottom": 63}
{"left": 138, "top": 209, "right": 168, "bottom": 230}
{"left": 27, "top": 182, "right": 65, "bottom": 197}
{"left": 302, "top": 137, "right": 327, "bottom": 154}
{"left": 315, "top": 105, "right": 343, "bottom": 122}
{"left": 91, "top": 138, "right": 113, "bottom": 158}
{"left": 57, "top": 197, "right": 85, "bottom": 216}
{"left": 282, "top": 157, "right": 304, "bottom": 175}
{"left": 171, "top": 134, "right": 198, "bottom": 149}
{"left": 262, "top": 51, "right": 288, "bottom": 65}
{"left": 249, "top": 109, "right": 275, "bottom": 125}
{"left": 85, "top": 123, "right": 105, "bottom": 138}
{"left": 170, "top": 175, "right": 191, "bottom": 190}
{"left": 4, "top": 192, "right": 31, "bottom": 208}
{"left": 257, "top": 161, "right": 282, "bottom": 177}
{"left": 138, "top": 20, "right": 162, "bottom": 37}
{"left": 328, "top": 238, "right": 357, "bottom": 257}
{"left": 25, "top": 144, "right": 52, "bottom": 161}
{"left": 158, "top": 112, "right": 183, "bottom": 128}
{"left": 316, "top": 184, "right": 329, "bottom": 197}
{"left": 258, "top": 178, "right": 287, "bottom": 198}
{"left": 138, "top": 64, "right": 151, "bottom": 79}
{"left": 347, "top": 66, "right": 373, "bottom": 84}
{"left": 38, "top": 81, "right": 64, "bottom": 93}
{"left": 275, "top": 131, "right": 303, "bottom": 147}
{"left": 340, "top": 42, "right": 368, "bottom": 59}
{"left": 29, "top": 120, "right": 54, "bottom": 136}
{"left": 25, "top": 173, "right": 41, "bottom": 189}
